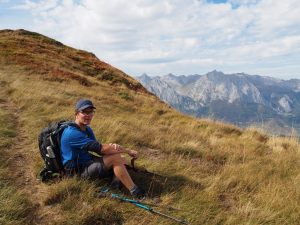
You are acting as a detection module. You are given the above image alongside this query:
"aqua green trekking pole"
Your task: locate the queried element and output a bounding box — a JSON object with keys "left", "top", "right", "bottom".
{"left": 110, "top": 193, "right": 189, "bottom": 224}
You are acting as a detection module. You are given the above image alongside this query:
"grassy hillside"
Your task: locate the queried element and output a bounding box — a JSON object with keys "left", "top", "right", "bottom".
{"left": 1, "top": 29, "right": 300, "bottom": 225}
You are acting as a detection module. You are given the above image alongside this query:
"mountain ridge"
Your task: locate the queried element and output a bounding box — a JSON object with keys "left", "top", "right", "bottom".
{"left": 138, "top": 71, "right": 300, "bottom": 135}
{"left": 0, "top": 29, "right": 149, "bottom": 93}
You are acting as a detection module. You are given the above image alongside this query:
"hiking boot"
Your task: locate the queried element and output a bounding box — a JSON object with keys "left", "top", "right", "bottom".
{"left": 130, "top": 186, "right": 146, "bottom": 200}
{"left": 110, "top": 177, "right": 122, "bottom": 190}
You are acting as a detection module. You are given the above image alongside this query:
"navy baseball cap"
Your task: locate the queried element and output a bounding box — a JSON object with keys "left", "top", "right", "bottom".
{"left": 75, "top": 99, "right": 96, "bottom": 112}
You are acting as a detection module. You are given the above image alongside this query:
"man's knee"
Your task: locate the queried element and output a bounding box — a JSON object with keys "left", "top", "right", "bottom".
{"left": 103, "top": 154, "right": 126, "bottom": 167}
{"left": 111, "top": 154, "right": 126, "bottom": 164}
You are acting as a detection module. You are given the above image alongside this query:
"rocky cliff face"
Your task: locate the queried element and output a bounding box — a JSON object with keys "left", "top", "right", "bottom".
{"left": 137, "top": 71, "right": 300, "bottom": 134}
{"left": 138, "top": 74, "right": 200, "bottom": 113}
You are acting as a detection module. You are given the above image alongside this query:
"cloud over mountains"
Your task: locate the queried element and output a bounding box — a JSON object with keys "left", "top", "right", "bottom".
{"left": 1, "top": 0, "right": 300, "bottom": 78}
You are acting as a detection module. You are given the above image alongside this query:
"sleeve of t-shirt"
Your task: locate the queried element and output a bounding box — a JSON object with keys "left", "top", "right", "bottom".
{"left": 85, "top": 126, "right": 102, "bottom": 154}
{"left": 68, "top": 127, "right": 102, "bottom": 154}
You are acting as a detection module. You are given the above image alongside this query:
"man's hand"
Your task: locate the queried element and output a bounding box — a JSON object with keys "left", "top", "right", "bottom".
{"left": 127, "top": 149, "right": 138, "bottom": 159}
{"left": 108, "top": 143, "right": 138, "bottom": 158}
{"left": 109, "top": 143, "right": 122, "bottom": 151}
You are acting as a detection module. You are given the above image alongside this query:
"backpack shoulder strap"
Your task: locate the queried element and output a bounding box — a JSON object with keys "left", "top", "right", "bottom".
{"left": 59, "top": 121, "right": 92, "bottom": 138}
{"left": 68, "top": 122, "right": 92, "bottom": 138}
{"left": 56, "top": 121, "right": 80, "bottom": 133}
{"left": 54, "top": 121, "right": 80, "bottom": 147}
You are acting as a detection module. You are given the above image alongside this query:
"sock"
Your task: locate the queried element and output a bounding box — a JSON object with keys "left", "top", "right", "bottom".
{"left": 130, "top": 185, "right": 138, "bottom": 194}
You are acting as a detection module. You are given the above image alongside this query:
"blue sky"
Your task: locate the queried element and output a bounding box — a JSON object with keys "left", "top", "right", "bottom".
{"left": 208, "top": 0, "right": 228, "bottom": 3}
{"left": 1, "top": 0, "right": 300, "bottom": 80}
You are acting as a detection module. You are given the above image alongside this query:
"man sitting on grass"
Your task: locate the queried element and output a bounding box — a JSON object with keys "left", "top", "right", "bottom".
{"left": 60, "top": 99, "right": 146, "bottom": 200}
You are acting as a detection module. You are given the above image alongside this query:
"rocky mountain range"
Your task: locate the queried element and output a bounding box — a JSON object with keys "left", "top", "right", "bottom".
{"left": 137, "top": 70, "right": 300, "bottom": 135}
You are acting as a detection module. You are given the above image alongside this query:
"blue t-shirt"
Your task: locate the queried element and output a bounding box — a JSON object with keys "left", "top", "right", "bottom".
{"left": 60, "top": 125, "right": 102, "bottom": 168}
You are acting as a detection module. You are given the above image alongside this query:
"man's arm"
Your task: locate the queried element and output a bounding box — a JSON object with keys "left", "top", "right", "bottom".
{"left": 100, "top": 143, "right": 138, "bottom": 158}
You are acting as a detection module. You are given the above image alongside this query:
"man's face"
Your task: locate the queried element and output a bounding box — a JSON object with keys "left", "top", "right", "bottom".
{"left": 76, "top": 107, "right": 95, "bottom": 125}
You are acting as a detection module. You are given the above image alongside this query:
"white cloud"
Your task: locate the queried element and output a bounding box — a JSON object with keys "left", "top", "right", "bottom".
{"left": 5, "top": 0, "right": 300, "bottom": 79}
{"left": 14, "top": 0, "right": 59, "bottom": 11}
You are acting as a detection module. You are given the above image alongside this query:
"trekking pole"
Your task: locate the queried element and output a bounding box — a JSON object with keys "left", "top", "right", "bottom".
{"left": 98, "top": 187, "right": 181, "bottom": 211}
{"left": 110, "top": 193, "right": 189, "bottom": 224}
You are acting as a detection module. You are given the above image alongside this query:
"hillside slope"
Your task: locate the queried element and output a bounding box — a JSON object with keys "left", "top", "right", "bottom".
{"left": 1, "top": 29, "right": 300, "bottom": 225}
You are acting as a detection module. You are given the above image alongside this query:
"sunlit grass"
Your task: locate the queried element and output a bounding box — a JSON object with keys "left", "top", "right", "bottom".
{"left": 0, "top": 100, "right": 35, "bottom": 225}
{"left": 1, "top": 29, "right": 300, "bottom": 224}
{"left": 2, "top": 67, "right": 300, "bottom": 224}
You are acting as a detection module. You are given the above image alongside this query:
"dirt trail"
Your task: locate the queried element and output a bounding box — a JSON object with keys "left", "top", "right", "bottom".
{"left": 1, "top": 97, "right": 61, "bottom": 224}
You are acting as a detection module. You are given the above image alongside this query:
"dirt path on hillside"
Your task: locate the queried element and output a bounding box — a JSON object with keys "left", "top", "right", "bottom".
{"left": 2, "top": 99, "right": 62, "bottom": 224}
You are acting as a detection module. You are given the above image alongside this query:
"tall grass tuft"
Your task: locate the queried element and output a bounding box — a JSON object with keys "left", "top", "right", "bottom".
{"left": 1, "top": 30, "right": 300, "bottom": 224}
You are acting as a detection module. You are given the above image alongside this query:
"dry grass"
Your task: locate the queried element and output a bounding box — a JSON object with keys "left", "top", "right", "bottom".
{"left": 0, "top": 86, "right": 36, "bottom": 225}
{"left": 1, "top": 29, "right": 300, "bottom": 224}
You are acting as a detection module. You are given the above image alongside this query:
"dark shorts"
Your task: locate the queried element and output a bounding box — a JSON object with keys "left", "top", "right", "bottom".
{"left": 80, "top": 157, "right": 109, "bottom": 179}
{"left": 65, "top": 157, "right": 113, "bottom": 180}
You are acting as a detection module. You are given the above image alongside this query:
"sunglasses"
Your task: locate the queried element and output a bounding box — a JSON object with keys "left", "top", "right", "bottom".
{"left": 79, "top": 110, "right": 95, "bottom": 116}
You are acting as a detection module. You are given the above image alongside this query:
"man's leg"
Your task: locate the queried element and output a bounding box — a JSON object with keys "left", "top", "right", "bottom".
{"left": 103, "top": 154, "right": 146, "bottom": 200}
{"left": 102, "top": 154, "right": 135, "bottom": 190}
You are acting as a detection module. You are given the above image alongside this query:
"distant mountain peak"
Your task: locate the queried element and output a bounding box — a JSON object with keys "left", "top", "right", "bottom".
{"left": 163, "top": 73, "right": 176, "bottom": 78}
{"left": 137, "top": 71, "right": 300, "bottom": 135}
{"left": 206, "top": 70, "right": 225, "bottom": 76}
{"left": 140, "top": 73, "right": 150, "bottom": 78}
